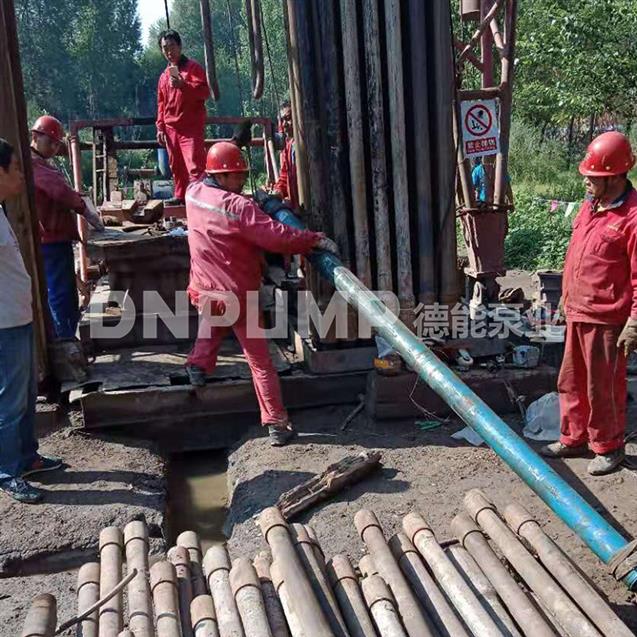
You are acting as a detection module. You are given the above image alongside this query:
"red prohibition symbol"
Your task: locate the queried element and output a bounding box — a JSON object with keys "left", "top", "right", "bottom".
{"left": 464, "top": 104, "right": 492, "bottom": 137}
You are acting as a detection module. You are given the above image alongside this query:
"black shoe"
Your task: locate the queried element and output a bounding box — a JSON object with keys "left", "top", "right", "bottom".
{"left": 166, "top": 197, "right": 185, "bottom": 206}
{"left": 22, "top": 455, "right": 64, "bottom": 478}
{"left": 268, "top": 424, "right": 296, "bottom": 447}
{"left": 186, "top": 364, "right": 207, "bottom": 387}
{"left": 540, "top": 442, "right": 588, "bottom": 458}
{"left": 0, "top": 478, "right": 43, "bottom": 504}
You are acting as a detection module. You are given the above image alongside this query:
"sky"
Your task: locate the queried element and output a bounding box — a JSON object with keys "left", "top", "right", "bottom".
{"left": 137, "top": 0, "right": 171, "bottom": 45}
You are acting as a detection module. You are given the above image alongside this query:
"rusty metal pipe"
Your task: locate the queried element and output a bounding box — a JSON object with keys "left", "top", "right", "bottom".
{"left": 504, "top": 504, "right": 634, "bottom": 637}
{"left": 389, "top": 533, "right": 469, "bottom": 637}
{"left": 150, "top": 561, "right": 181, "bottom": 637}
{"left": 291, "top": 524, "right": 348, "bottom": 637}
{"left": 202, "top": 545, "right": 245, "bottom": 637}
{"left": 354, "top": 510, "right": 437, "bottom": 637}
{"left": 451, "top": 513, "right": 555, "bottom": 637}
{"left": 68, "top": 134, "right": 89, "bottom": 284}
{"left": 177, "top": 531, "right": 208, "bottom": 597}
{"left": 20, "top": 593, "right": 56, "bottom": 637}
{"left": 258, "top": 507, "right": 334, "bottom": 636}
{"left": 327, "top": 554, "right": 378, "bottom": 637}
{"left": 99, "top": 527, "right": 124, "bottom": 637}
{"left": 253, "top": 551, "right": 289, "bottom": 637}
{"left": 361, "top": 575, "right": 407, "bottom": 637}
{"left": 464, "top": 490, "right": 602, "bottom": 637}
{"left": 123, "top": 521, "right": 154, "bottom": 637}
{"left": 76, "top": 562, "right": 100, "bottom": 637}
{"left": 230, "top": 557, "right": 272, "bottom": 637}
{"left": 199, "top": 0, "right": 220, "bottom": 100}
{"left": 169, "top": 546, "right": 195, "bottom": 637}
{"left": 245, "top": 0, "right": 264, "bottom": 99}
{"left": 191, "top": 595, "right": 220, "bottom": 637}
{"left": 403, "top": 513, "right": 504, "bottom": 636}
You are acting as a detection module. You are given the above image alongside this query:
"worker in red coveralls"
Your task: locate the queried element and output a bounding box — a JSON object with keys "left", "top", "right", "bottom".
{"left": 156, "top": 29, "right": 208, "bottom": 206}
{"left": 271, "top": 100, "right": 299, "bottom": 210}
{"left": 30, "top": 116, "right": 104, "bottom": 339}
{"left": 184, "top": 142, "right": 337, "bottom": 446}
{"left": 542, "top": 131, "right": 637, "bottom": 475}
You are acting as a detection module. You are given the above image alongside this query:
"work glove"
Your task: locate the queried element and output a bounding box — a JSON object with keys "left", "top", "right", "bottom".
{"left": 617, "top": 318, "right": 637, "bottom": 356}
{"left": 315, "top": 236, "right": 339, "bottom": 255}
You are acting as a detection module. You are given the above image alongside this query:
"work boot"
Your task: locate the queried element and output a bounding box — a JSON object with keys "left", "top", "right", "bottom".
{"left": 0, "top": 477, "right": 43, "bottom": 504}
{"left": 165, "top": 197, "right": 185, "bottom": 206}
{"left": 588, "top": 448, "right": 625, "bottom": 476}
{"left": 22, "top": 455, "right": 64, "bottom": 478}
{"left": 540, "top": 442, "right": 588, "bottom": 458}
{"left": 268, "top": 422, "right": 296, "bottom": 447}
{"left": 186, "top": 364, "right": 207, "bottom": 387}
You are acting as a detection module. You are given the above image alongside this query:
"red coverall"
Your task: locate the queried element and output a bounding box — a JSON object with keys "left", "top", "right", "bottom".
{"left": 559, "top": 186, "right": 637, "bottom": 453}
{"left": 185, "top": 179, "right": 321, "bottom": 425}
{"left": 273, "top": 138, "right": 299, "bottom": 210}
{"left": 156, "top": 57, "right": 208, "bottom": 200}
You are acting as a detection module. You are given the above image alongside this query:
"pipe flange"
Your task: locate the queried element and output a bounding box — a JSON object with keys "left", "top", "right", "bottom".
{"left": 258, "top": 507, "right": 289, "bottom": 544}
{"left": 229, "top": 557, "right": 260, "bottom": 596}
{"left": 99, "top": 526, "right": 123, "bottom": 553}
{"left": 354, "top": 509, "right": 382, "bottom": 541}
{"left": 503, "top": 503, "right": 539, "bottom": 536}
{"left": 150, "top": 561, "right": 177, "bottom": 591}
{"left": 450, "top": 512, "right": 484, "bottom": 546}
{"left": 203, "top": 545, "right": 231, "bottom": 576}
{"left": 463, "top": 489, "right": 497, "bottom": 523}
{"left": 402, "top": 512, "right": 435, "bottom": 545}
{"left": 190, "top": 594, "right": 216, "bottom": 625}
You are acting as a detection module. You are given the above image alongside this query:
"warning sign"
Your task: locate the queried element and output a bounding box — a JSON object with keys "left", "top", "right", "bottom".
{"left": 460, "top": 100, "right": 499, "bottom": 158}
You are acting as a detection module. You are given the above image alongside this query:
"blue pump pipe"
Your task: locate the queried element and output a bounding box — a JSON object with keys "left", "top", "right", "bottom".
{"left": 269, "top": 203, "right": 637, "bottom": 590}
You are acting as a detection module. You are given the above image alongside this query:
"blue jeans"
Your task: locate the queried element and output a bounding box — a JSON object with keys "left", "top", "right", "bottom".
{"left": 42, "top": 242, "right": 79, "bottom": 338}
{"left": 0, "top": 323, "right": 38, "bottom": 480}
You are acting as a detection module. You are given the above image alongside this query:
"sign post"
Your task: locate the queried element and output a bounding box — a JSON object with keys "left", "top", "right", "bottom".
{"left": 460, "top": 100, "right": 500, "bottom": 159}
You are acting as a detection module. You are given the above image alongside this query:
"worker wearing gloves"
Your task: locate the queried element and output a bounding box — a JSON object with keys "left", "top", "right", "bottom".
{"left": 0, "top": 138, "right": 63, "bottom": 504}
{"left": 156, "top": 29, "right": 208, "bottom": 206}
{"left": 185, "top": 142, "right": 336, "bottom": 446}
{"left": 271, "top": 100, "right": 299, "bottom": 210}
{"left": 30, "top": 115, "right": 104, "bottom": 339}
{"left": 542, "top": 131, "right": 637, "bottom": 475}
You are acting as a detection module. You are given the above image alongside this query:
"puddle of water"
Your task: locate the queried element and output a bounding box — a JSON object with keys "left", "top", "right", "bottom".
{"left": 166, "top": 450, "right": 228, "bottom": 554}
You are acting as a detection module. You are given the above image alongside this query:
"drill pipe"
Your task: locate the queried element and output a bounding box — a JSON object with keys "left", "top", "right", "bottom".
{"left": 327, "top": 554, "right": 378, "bottom": 637}
{"left": 191, "top": 595, "right": 220, "bottom": 637}
{"left": 464, "top": 490, "right": 602, "bottom": 637}
{"left": 99, "top": 527, "right": 124, "bottom": 637}
{"left": 388, "top": 533, "right": 469, "bottom": 637}
{"left": 354, "top": 510, "right": 437, "bottom": 637}
{"left": 202, "top": 545, "right": 245, "bottom": 637}
{"left": 451, "top": 513, "right": 555, "bottom": 637}
{"left": 402, "top": 513, "right": 504, "bottom": 636}
{"left": 123, "top": 521, "right": 154, "bottom": 637}
{"left": 20, "top": 593, "right": 56, "bottom": 637}
{"left": 177, "top": 531, "right": 208, "bottom": 597}
{"left": 150, "top": 561, "right": 181, "bottom": 637}
{"left": 361, "top": 575, "right": 407, "bottom": 637}
{"left": 253, "top": 551, "right": 289, "bottom": 637}
{"left": 168, "top": 545, "right": 195, "bottom": 637}
{"left": 258, "top": 507, "right": 334, "bottom": 636}
{"left": 504, "top": 503, "right": 634, "bottom": 637}
{"left": 265, "top": 201, "right": 637, "bottom": 590}
{"left": 77, "top": 562, "right": 100, "bottom": 637}
{"left": 230, "top": 557, "right": 273, "bottom": 637}
{"left": 291, "top": 523, "right": 348, "bottom": 637}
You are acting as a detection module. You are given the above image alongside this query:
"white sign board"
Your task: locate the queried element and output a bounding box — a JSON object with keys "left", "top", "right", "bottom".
{"left": 460, "top": 99, "right": 499, "bottom": 158}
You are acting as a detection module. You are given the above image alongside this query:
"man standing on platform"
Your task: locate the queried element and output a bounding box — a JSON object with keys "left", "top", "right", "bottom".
{"left": 271, "top": 100, "right": 299, "bottom": 210}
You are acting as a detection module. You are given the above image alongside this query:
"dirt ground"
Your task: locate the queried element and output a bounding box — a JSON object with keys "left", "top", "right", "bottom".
{"left": 225, "top": 404, "right": 637, "bottom": 631}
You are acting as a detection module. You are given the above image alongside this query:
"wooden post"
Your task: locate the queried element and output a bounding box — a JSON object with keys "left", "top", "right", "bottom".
{"left": 0, "top": 0, "right": 50, "bottom": 378}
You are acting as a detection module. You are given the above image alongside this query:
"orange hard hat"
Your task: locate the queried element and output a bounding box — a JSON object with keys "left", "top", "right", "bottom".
{"left": 579, "top": 131, "right": 635, "bottom": 177}
{"left": 31, "top": 115, "right": 65, "bottom": 144}
{"left": 205, "top": 141, "right": 248, "bottom": 174}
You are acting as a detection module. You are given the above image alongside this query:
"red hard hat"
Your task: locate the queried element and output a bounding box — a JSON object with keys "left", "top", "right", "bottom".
{"left": 579, "top": 131, "right": 635, "bottom": 177}
{"left": 31, "top": 115, "right": 65, "bottom": 144}
{"left": 205, "top": 141, "right": 248, "bottom": 174}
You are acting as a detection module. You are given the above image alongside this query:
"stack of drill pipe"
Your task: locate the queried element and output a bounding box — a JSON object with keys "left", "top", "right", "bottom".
{"left": 229, "top": 557, "right": 273, "bottom": 637}
{"left": 169, "top": 545, "right": 195, "bottom": 637}
{"left": 191, "top": 595, "right": 220, "bottom": 637}
{"left": 354, "top": 509, "right": 440, "bottom": 637}
{"left": 100, "top": 526, "right": 125, "bottom": 637}
{"left": 402, "top": 512, "right": 505, "bottom": 636}
{"left": 388, "top": 533, "right": 469, "bottom": 637}
{"left": 150, "top": 561, "right": 182, "bottom": 637}
{"left": 361, "top": 574, "right": 408, "bottom": 637}
{"left": 258, "top": 506, "right": 334, "bottom": 636}
{"left": 504, "top": 503, "right": 635, "bottom": 637}
{"left": 463, "top": 489, "right": 603, "bottom": 637}
{"left": 290, "top": 523, "right": 349, "bottom": 637}
{"left": 77, "top": 562, "right": 101, "bottom": 637}
{"left": 253, "top": 551, "right": 289, "bottom": 637}
{"left": 178, "top": 531, "right": 208, "bottom": 597}
{"left": 450, "top": 513, "right": 555, "bottom": 637}
{"left": 124, "top": 521, "right": 154, "bottom": 637}
{"left": 327, "top": 554, "right": 378, "bottom": 637}
{"left": 202, "top": 544, "right": 245, "bottom": 637}
{"left": 20, "top": 593, "right": 56, "bottom": 637}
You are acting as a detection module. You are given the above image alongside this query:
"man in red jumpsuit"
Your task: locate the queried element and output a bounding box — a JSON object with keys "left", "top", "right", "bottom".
{"left": 271, "top": 100, "right": 299, "bottom": 210}
{"left": 542, "top": 131, "right": 637, "bottom": 475}
{"left": 156, "top": 29, "right": 208, "bottom": 205}
{"left": 184, "top": 142, "right": 336, "bottom": 446}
